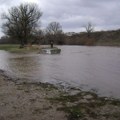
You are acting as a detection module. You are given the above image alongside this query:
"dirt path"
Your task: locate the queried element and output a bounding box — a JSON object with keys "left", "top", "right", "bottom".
{"left": 0, "top": 72, "right": 66, "bottom": 120}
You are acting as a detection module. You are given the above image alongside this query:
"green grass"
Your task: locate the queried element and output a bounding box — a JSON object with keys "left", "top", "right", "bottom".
{"left": 0, "top": 44, "right": 40, "bottom": 53}
{"left": 0, "top": 44, "right": 19, "bottom": 51}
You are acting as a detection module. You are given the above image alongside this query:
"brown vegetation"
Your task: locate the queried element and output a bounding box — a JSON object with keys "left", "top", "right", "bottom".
{"left": 64, "top": 29, "right": 120, "bottom": 46}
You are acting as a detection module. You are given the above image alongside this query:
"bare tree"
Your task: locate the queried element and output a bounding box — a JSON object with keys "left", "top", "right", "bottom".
{"left": 45, "top": 22, "right": 64, "bottom": 47}
{"left": 2, "top": 3, "right": 42, "bottom": 48}
{"left": 46, "top": 22, "right": 62, "bottom": 35}
{"left": 84, "top": 22, "right": 94, "bottom": 37}
{"left": 31, "top": 29, "right": 45, "bottom": 44}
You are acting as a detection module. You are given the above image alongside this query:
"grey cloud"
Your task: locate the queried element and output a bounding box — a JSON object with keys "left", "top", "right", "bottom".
{"left": 40, "top": 0, "right": 120, "bottom": 32}
{"left": 0, "top": 0, "right": 120, "bottom": 36}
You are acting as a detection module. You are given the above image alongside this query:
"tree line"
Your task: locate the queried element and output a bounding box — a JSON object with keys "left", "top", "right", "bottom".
{"left": 1, "top": 3, "right": 94, "bottom": 47}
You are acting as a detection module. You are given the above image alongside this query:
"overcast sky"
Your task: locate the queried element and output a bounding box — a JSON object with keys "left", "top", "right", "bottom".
{"left": 0, "top": 0, "right": 120, "bottom": 37}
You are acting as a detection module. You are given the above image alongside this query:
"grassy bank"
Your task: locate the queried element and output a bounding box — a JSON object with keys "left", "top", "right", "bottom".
{"left": 0, "top": 44, "right": 40, "bottom": 53}
{"left": 0, "top": 44, "right": 19, "bottom": 51}
{"left": 64, "top": 29, "right": 120, "bottom": 46}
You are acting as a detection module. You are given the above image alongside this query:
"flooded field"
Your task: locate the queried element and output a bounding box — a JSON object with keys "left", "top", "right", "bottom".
{"left": 0, "top": 46, "right": 120, "bottom": 98}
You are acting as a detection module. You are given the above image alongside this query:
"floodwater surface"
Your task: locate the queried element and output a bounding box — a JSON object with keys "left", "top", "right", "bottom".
{"left": 0, "top": 46, "right": 120, "bottom": 98}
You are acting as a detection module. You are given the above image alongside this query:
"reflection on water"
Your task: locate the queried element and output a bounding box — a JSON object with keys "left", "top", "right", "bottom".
{"left": 0, "top": 46, "right": 120, "bottom": 98}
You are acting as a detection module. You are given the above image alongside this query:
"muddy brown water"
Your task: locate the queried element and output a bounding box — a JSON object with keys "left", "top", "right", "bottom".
{"left": 0, "top": 46, "right": 120, "bottom": 98}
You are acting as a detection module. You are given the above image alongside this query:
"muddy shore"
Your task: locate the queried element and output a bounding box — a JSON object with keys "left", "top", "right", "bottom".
{"left": 0, "top": 70, "right": 120, "bottom": 120}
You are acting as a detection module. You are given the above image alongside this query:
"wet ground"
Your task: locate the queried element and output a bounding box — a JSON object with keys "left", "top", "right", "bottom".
{"left": 0, "top": 70, "right": 120, "bottom": 120}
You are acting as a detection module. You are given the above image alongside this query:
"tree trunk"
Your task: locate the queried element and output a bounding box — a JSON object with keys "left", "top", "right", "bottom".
{"left": 19, "top": 39, "right": 24, "bottom": 48}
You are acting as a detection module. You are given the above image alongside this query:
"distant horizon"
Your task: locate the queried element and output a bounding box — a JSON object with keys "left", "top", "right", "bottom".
{"left": 1, "top": 27, "right": 120, "bottom": 39}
